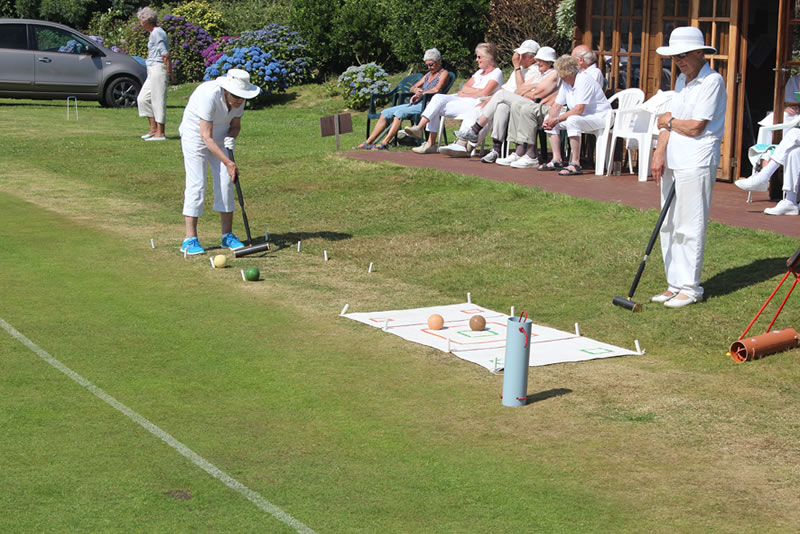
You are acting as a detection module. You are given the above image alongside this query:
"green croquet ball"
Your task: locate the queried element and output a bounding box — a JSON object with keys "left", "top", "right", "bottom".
{"left": 245, "top": 267, "right": 259, "bottom": 281}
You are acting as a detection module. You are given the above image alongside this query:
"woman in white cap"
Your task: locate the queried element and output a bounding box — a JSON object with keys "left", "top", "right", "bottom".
{"left": 650, "top": 26, "right": 726, "bottom": 308}
{"left": 136, "top": 7, "right": 175, "bottom": 141}
{"left": 354, "top": 48, "right": 450, "bottom": 150}
{"left": 178, "top": 69, "right": 261, "bottom": 255}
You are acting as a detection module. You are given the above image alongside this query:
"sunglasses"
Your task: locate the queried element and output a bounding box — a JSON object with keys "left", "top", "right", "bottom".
{"left": 425, "top": 61, "right": 436, "bottom": 67}
{"left": 674, "top": 51, "right": 697, "bottom": 59}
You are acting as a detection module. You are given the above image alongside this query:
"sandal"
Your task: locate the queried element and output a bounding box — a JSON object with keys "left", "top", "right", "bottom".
{"left": 353, "top": 141, "right": 375, "bottom": 150}
{"left": 558, "top": 163, "right": 583, "bottom": 176}
{"left": 537, "top": 160, "right": 564, "bottom": 171}
{"left": 371, "top": 142, "right": 389, "bottom": 150}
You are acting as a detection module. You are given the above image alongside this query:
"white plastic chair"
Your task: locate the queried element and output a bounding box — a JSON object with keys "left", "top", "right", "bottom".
{"left": 743, "top": 114, "right": 800, "bottom": 202}
{"left": 587, "top": 88, "right": 644, "bottom": 175}
{"left": 605, "top": 90, "right": 674, "bottom": 182}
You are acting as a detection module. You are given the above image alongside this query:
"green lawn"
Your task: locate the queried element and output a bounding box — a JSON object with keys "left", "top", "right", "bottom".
{"left": 1, "top": 85, "right": 799, "bottom": 533}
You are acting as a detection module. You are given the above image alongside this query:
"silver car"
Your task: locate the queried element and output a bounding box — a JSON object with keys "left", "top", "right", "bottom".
{"left": 0, "top": 18, "right": 147, "bottom": 107}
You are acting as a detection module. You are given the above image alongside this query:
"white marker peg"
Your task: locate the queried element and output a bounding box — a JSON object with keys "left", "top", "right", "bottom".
{"left": 210, "top": 257, "right": 216, "bottom": 268}
{"left": 324, "top": 250, "right": 328, "bottom": 261}
{"left": 510, "top": 306, "right": 515, "bottom": 318}
{"left": 240, "top": 269, "right": 246, "bottom": 281}
{"left": 447, "top": 337, "right": 451, "bottom": 353}
{"left": 183, "top": 248, "right": 187, "bottom": 260}
{"left": 340, "top": 303, "right": 350, "bottom": 316}
{"left": 297, "top": 240, "right": 301, "bottom": 252}
{"left": 150, "top": 238, "right": 155, "bottom": 249}
{"left": 467, "top": 292, "right": 471, "bottom": 304}
{"left": 575, "top": 323, "right": 580, "bottom": 336}
{"left": 635, "top": 339, "right": 645, "bottom": 355}
{"left": 493, "top": 358, "right": 497, "bottom": 373}
{"left": 383, "top": 318, "right": 389, "bottom": 331}
{"left": 368, "top": 262, "right": 373, "bottom": 273}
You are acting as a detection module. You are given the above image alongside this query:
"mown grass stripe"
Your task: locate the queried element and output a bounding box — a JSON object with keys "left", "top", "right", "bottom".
{"left": 0, "top": 317, "right": 317, "bottom": 534}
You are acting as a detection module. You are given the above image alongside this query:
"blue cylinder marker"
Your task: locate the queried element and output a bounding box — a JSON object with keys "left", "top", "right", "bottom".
{"left": 502, "top": 313, "right": 532, "bottom": 407}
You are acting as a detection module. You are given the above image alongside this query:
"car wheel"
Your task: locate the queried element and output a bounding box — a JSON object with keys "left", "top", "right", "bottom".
{"left": 103, "top": 76, "right": 141, "bottom": 108}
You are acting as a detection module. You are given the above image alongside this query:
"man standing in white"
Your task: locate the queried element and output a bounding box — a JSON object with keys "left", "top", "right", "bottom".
{"left": 136, "top": 7, "right": 175, "bottom": 141}
{"left": 650, "top": 27, "right": 727, "bottom": 308}
{"left": 178, "top": 69, "right": 261, "bottom": 255}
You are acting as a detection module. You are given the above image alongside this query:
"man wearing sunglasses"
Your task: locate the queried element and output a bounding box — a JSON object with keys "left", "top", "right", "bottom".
{"left": 650, "top": 26, "right": 727, "bottom": 309}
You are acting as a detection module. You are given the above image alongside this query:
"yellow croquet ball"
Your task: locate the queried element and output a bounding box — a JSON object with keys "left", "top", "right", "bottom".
{"left": 213, "top": 254, "right": 227, "bottom": 268}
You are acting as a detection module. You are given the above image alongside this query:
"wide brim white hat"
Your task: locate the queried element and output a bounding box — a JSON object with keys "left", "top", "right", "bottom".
{"left": 534, "top": 46, "right": 558, "bottom": 63}
{"left": 656, "top": 26, "right": 716, "bottom": 56}
{"left": 514, "top": 39, "right": 540, "bottom": 56}
{"left": 218, "top": 69, "right": 261, "bottom": 99}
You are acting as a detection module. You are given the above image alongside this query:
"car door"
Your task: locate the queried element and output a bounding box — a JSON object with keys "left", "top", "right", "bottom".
{"left": 0, "top": 23, "right": 35, "bottom": 93}
{"left": 31, "top": 24, "right": 103, "bottom": 97}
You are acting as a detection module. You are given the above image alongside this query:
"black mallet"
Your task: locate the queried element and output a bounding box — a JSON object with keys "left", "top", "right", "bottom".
{"left": 612, "top": 181, "right": 676, "bottom": 312}
{"left": 226, "top": 148, "right": 271, "bottom": 258}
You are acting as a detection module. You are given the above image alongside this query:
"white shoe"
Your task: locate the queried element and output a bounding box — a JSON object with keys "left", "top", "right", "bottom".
{"left": 412, "top": 141, "right": 438, "bottom": 154}
{"left": 650, "top": 291, "right": 676, "bottom": 303}
{"left": 509, "top": 155, "right": 540, "bottom": 169}
{"left": 438, "top": 142, "right": 470, "bottom": 157}
{"left": 764, "top": 199, "right": 800, "bottom": 215}
{"left": 734, "top": 175, "right": 769, "bottom": 192}
{"left": 495, "top": 153, "right": 521, "bottom": 166}
{"left": 145, "top": 136, "right": 167, "bottom": 141}
{"left": 403, "top": 125, "right": 424, "bottom": 140}
{"left": 663, "top": 292, "right": 698, "bottom": 308}
{"left": 481, "top": 150, "right": 499, "bottom": 163}
{"left": 141, "top": 132, "right": 156, "bottom": 139}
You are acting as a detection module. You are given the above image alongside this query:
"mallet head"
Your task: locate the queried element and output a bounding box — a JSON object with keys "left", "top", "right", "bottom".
{"left": 612, "top": 296, "right": 642, "bottom": 312}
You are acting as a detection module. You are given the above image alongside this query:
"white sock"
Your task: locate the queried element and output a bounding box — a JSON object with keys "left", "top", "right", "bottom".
{"left": 786, "top": 191, "right": 798, "bottom": 204}
{"left": 754, "top": 159, "right": 780, "bottom": 184}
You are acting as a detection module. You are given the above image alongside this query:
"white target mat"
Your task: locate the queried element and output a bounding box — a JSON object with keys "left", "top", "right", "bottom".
{"left": 344, "top": 303, "right": 638, "bottom": 371}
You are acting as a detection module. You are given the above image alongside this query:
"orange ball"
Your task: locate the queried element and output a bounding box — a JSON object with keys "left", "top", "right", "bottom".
{"left": 427, "top": 314, "right": 444, "bottom": 330}
{"left": 469, "top": 315, "right": 486, "bottom": 331}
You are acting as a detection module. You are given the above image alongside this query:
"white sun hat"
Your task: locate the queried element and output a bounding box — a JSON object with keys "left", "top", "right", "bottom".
{"left": 534, "top": 46, "right": 558, "bottom": 63}
{"left": 218, "top": 69, "right": 261, "bottom": 99}
{"left": 514, "top": 40, "right": 540, "bottom": 56}
{"left": 656, "top": 26, "right": 716, "bottom": 56}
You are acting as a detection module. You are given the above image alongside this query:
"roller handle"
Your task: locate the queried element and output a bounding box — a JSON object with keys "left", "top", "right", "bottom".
{"left": 227, "top": 148, "right": 253, "bottom": 246}
{"left": 626, "top": 182, "right": 676, "bottom": 298}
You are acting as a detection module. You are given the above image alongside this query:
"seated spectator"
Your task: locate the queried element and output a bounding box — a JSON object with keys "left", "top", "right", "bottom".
{"left": 496, "top": 54, "right": 561, "bottom": 168}
{"left": 354, "top": 48, "right": 450, "bottom": 150}
{"left": 402, "top": 43, "right": 503, "bottom": 154}
{"left": 735, "top": 127, "right": 800, "bottom": 215}
{"left": 438, "top": 40, "right": 541, "bottom": 158}
{"left": 755, "top": 74, "right": 800, "bottom": 145}
{"left": 538, "top": 54, "right": 611, "bottom": 175}
{"left": 572, "top": 44, "right": 604, "bottom": 87}
{"left": 452, "top": 46, "right": 559, "bottom": 163}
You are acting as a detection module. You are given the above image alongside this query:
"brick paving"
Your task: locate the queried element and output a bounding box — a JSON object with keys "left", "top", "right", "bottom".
{"left": 347, "top": 149, "right": 800, "bottom": 238}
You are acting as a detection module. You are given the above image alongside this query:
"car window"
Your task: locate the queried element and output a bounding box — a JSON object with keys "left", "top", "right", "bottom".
{"left": 0, "top": 23, "right": 28, "bottom": 50}
{"left": 32, "top": 25, "right": 90, "bottom": 54}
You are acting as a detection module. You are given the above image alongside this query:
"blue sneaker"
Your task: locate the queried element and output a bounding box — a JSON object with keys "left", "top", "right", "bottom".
{"left": 180, "top": 237, "right": 205, "bottom": 255}
{"left": 221, "top": 232, "right": 245, "bottom": 250}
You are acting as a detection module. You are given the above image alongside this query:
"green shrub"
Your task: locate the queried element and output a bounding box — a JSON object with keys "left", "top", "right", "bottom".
{"left": 383, "top": 0, "right": 490, "bottom": 74}
{"left": 337, "top": 63, "right": 392, "bottom": 111}
{"left": 86, "top": 7, "right": 128, "bottom": 47}
{"left": 173, "top": 0, "right": 227, "bottom": 38}
{"left": 212, "top": 0, "right": 292, "bottom": 35}
{"left": 291, "top": 0, "right": 394, "bottom": 77}
{"left": 485, "top": 0, "right": 571, "bottom": 68}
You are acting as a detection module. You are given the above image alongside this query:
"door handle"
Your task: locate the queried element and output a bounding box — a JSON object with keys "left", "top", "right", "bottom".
{"left": 37, "top": 57, "right": 52, "bottom": 63}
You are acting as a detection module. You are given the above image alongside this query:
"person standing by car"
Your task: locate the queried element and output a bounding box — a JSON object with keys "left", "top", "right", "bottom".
{"left": 136, "top": 7, "right": 175, "bottom": 141}
{"left": 178, "top": 69, "right": 261, "bottom": 255}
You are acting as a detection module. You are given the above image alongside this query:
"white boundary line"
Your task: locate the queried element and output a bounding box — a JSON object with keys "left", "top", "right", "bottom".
{"left": 0, "top": 317, "right": 316, "bottom": 534}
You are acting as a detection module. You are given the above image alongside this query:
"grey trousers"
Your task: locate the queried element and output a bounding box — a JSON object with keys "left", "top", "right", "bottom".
{"left": 508, "top": 100, "right": 552, "bottom": 145}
